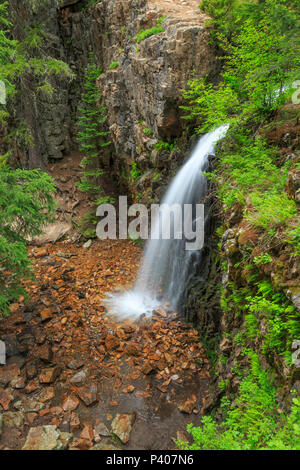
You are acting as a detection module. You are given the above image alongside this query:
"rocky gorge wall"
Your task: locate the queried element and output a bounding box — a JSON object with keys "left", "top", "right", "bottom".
{"left": 9, "top": 0, "right": 218, "bottom": 190}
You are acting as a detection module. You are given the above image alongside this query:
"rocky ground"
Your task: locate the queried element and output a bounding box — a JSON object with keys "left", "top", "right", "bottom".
{"left": 0, "top": 238, "right": 211, "bottom": 450}
{"left": 0, "top": 151, "right": 212, "bottom": 451}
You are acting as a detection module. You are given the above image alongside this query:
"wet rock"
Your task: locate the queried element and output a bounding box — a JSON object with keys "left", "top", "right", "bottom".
{"left": 38, "top": 387, "right": 55, "bottom": 403}
{"left": 105, "top": 334, "right": 120, "bottom": 351}
{"left": 25, "top": 380, "right": 39, "bottom": 394}
{"left": 10, "top": 376, "right": 26, "bottom": 389}
{"left": 94, "top": 421, "right": 110, "bottom": 437}
{"left": 3, "top": 411, "right": 25, "bottom": 430}
{"left": 177, "top": 398, "right": 196, "bottom": 414}
{"left": 26, "top": 412, "right": 38, "bottom": 425}
{"left": 39, "top": 367, "right": 61, "bottom": 384}
{"left": 0, "top": 364, "right": 20, "bottom": 387}
{"left": 62, "top": 395, "right": 80, "bottom": 412}
{"left": 111, "top": 413, "right": 136, "bottom": 444}
{"left": 80, "top": 424, "right": 94, "bottom": 441}
{"left": 34, "top": 248, "right": 48, "bottom": 258}
{"left": 76, "top": 383, "right": 98, "bottom": 406}
{"left": 153, "top": 308, "right": 167, "bottom": 318}
{"left": 0, "top": 334, "right": 19, "bottom": 357}
{"left": 90, "top": 442, "right": 121, "bottom": 450}
{"left": 38, "top": 343, "right": 54, "bottom": 363}
{"left": 35, "top": 329, "right": 47, "bottom": 345}
{"left": 14, "top": 397, "right": 44, "bottom": 413}
{"left": 67, "top": 359, "right": 84, "bottom": 370}
{"left": 0, "top": 388, "right": 13, "bottom": 410}
{"left": 70, "top": 412, "right": 80, "bottom": 433}
{"left": 7, "top": 355, "right": 25, "bottom": 369}
{"left": 22, "top": 425, "right": 72, "bottom": 450}
{"left": 123, "top": 343, "right": 141, "bottom": 357}
{"left": 141, "top": 361, "right": 154, "bottom": 375}
{"left": 40, "top": 308, "right": 54, "bottom": 322}
{"left": 70, "top": 369, "right": 88, "bottom": 385}
{"left": 26, "top": 361, "right": 38, "bottom": 380}
{"left": 69, "top": 438, "right": 93, "bottom": 450}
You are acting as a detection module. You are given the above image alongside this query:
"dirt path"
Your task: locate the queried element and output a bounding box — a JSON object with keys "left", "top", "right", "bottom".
{"left": 148, "top": 0, "right": 209, "bottom": 21}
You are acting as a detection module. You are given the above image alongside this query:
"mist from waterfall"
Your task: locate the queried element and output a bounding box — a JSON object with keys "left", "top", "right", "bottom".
{"left": 103, "top": 124, "right": 229, "bottom": 319}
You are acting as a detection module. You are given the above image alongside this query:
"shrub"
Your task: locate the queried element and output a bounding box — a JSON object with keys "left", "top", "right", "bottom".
{"left": 136, "top": 17, "right": 166, "bottom": 44}
{"left": 178, "top": 352, "right": 300, "bottom": 450}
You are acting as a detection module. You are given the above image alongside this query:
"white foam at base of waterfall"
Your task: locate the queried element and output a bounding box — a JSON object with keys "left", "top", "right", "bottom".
{"left": 103, "top": 124, "right": 229, "bottom": 319}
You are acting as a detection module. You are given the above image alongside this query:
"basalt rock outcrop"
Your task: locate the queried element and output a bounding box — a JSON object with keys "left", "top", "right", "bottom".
{"left": 9, "top": 0, "right": 218, "bottom": 193}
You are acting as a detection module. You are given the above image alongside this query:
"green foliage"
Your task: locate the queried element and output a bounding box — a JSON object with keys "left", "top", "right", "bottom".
{"left": 136, "top": 17, "right": 166, "bottom": 44}
{"left": 253, "top": 253, "right": 272, "bottom": 265}
{"left": 130, "top": 162, "right": 141, "bottom": 181}
{"left": 154, "top": 140, "right": 178, "bottom": 152}
{"left": 183, "top": 0, "right": 299, "bottom": 132}
{"left": 247, "top": 192, "right": 297, "bottom": 234}
{"left": 178, "top": 352, "right": 300, "bottom": 450}
{"left": 76, "top": 51, "right": 110, "bottom": 195}
{"left": 286, "top": 226, "right": 300, "bottom": 256}
{"left": 0, "top": 167, "right": 55, "bottom": 317}
{"left": 143, "top": 127, "right": 152, "bottom": 136}
{"left": 0, "top": 1, "right": 74, "bottom": 157}
{"left": 108, "top": 61, "right": 119, "bottom": 70}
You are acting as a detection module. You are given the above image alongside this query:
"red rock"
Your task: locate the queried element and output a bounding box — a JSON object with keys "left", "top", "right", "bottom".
{"left": 123, "top": 343, "right": 141, "bottom": 357}
{"left": 34, "top": 248, "right": 48, "bottom": 258}
{"left": 153, "top": 308, "right": 167, "bottom": 318}
{"left": 10, "top": 376, "right": 26, "bottom": 389}
{"left": 38, "top": 387, "right": 55, "bottom": 403}
{"left": 80, "top": 425, "right": 94, "bottom": 441}
{"left": 0, "top": 364, "right": 20, "bottom": 386}
{"left": 111, "top": 413, "right": 136, "bottom": 444}
{"left": 38, "top": 344, "right": 53, "bottom": 363}
{"left": 104, "top": 334, "right": 120, "bottom": 351}
{"left": 62, "top": 395, "right": 80, "bottom": 412}
{"left": 26, "top": 412, "right": 38, "bottom": 424}
{"left": 141, "top": 362, "right": 154, "bottom": 375}
{"left": 40, "top": 308, "right": 56, "bottom": 322}
{"left": 25, "top": 380, "right": 39, "bottom": 394}
{"left": 39, "top": 367, "right": 61, "bottom": 384}
{"left": 76, "top": 384, "right": 98, "bottom": 406}
{"left": 175, "top": 430, "right": 189, "bottom": 442}
{"left": 177, "top": 398, "right": 197, "bottom": 414}
{"left": 0, "top": 388, "right": 12, "bottom": 410}
{"left": 69, "top": 439, "right": 92, "bottom": 450}
{"left": 70, "top": 412, "right": 80, "bottom": 433}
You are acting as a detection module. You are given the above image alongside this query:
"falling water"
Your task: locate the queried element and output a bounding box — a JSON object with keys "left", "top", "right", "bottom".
{"left": 103, "top": 124, "right": 229, "bottom": 319}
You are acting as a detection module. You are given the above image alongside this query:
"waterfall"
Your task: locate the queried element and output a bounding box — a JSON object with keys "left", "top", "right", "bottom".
{"left": 103, "top": 124, "right": 229, "bottom": 319}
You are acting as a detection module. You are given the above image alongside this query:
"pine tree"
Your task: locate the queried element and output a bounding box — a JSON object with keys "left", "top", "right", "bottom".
{"left": 0, "top": 168, "right": 56, "bottom": 317}
{"left": 0, "top": 1, "right": 56, "bottom": 317}
{"left": 77, "top": 51, "right": 111, "bottom": 195}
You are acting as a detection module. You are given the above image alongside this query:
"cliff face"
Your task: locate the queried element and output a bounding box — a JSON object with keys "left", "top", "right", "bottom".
{"left": 9, "top": 0, "right": 73, "bottom": 168}
{"left": 59, "top": 0, "right": 217, "bottom": 201}
{"left": 10, "top": 0, "right": 217, "bottom": 191}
